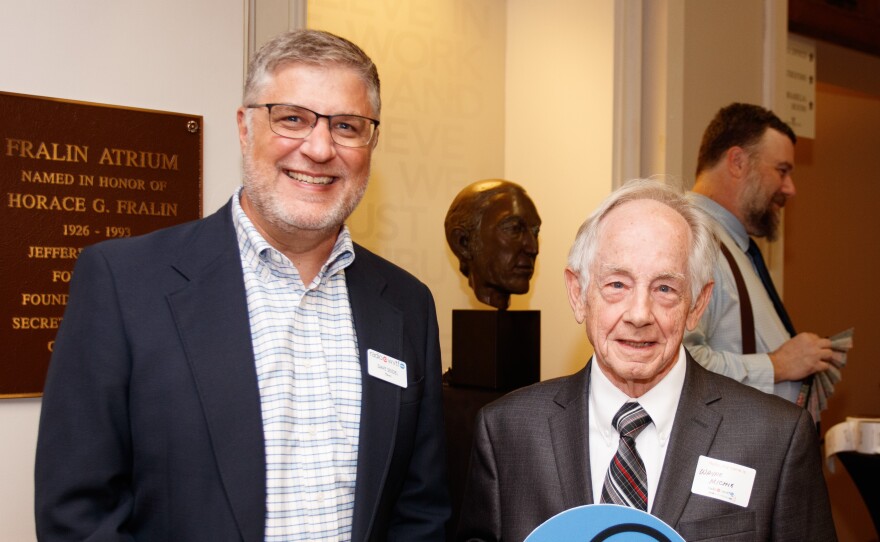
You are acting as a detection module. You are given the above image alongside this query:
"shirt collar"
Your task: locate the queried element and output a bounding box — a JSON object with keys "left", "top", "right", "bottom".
{"left": 589, "top": 346, "right": 687, "bottom": 441}
{"left": 688, "top": 191, "right": 750, "bottom": 252}
{"left": 231, "top": 186, "right": 355, "bottom": 283}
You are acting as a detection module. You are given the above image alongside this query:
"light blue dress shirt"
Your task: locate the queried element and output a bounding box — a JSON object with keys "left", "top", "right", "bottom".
{"left": 684, "top": 192, "right": 801, "bottom": 402}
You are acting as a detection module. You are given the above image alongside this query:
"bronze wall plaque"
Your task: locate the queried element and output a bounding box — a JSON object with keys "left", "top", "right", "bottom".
{"left": 1, "top": 91, "right": 202, "bottom": 398}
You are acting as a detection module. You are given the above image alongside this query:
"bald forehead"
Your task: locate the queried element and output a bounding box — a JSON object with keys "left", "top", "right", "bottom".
{"left": 603, "top": 199, "right": 685, "bottom": 229}
{"left": 596, "top": 199, "right": 691, "bottom": 259}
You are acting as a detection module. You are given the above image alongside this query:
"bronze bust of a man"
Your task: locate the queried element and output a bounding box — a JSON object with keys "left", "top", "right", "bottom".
{"left": 445, "top": 180, "right": 541, "bottom": 310}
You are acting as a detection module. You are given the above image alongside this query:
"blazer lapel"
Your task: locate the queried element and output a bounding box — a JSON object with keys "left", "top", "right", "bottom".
{"left": 346, "top": 246, "right": 403, "bottom": 541}
{"left": 166, "top": 203, "right": 266, "bottom": 542}
{"left": 549, "top": 365, "right": 593, "bottom": 508}
{"left": 651, "top": 354, "right": 722, "bottom": 527}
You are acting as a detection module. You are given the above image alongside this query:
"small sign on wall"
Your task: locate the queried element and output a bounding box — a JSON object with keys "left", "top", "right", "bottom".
{"left": 0, "top": 92, "right": 202, "bottom": 398}
{"left": 784, "top": 34, "right": 816, "bottom": 139}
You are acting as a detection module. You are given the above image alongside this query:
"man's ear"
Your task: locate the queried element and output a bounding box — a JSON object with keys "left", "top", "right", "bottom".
{"left": 564, "top": 268, "right": 587, "bottom": 324}
{"left": 725, "top": 146, "right": 749, "bottom": 179}
{"left": 450, "top": 227, "right": 473, "bottom": 260}
{"left": 236, "top": 107, "right": 249, "bottom": 152}
{"left": 686, "top": 281, "right": 714, "bottom": 330}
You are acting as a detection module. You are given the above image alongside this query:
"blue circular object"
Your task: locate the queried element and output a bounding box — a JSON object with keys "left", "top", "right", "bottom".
{"left": 525, "top": 504, "right": 685, "bottom": 541}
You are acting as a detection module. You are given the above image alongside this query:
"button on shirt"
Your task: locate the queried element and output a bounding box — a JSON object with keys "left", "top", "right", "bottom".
{"left": 588, "top": 347, "right": 686, "bottom": 512}
{"left": 233, "top": 188, "right": 362, "bottom": 541}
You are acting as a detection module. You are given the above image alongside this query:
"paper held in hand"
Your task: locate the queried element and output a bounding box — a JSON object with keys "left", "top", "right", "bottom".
{"left": 796, "top": 327, "right": 854, "bottom": 423}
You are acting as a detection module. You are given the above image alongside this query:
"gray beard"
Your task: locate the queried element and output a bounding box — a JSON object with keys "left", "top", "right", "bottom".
{"left": 744, "top": 202, "right": 779, "bottom": 241}
{"left": 740, "top": 169, "right": 781, "bottom": 241}
{"left": 241, "top": 152, "right": 368, "bottom": 235}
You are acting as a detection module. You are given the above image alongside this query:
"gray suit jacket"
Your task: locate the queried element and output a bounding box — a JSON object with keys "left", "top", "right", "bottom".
{"left": 456, "top": 354, "right": 835, "bottom": 541}
{"left": 35, "top": 199, "right": 449, "bottom": 541}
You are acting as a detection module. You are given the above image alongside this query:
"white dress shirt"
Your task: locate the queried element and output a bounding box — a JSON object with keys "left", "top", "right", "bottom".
{"left": 588, "top": 346, "right": 686, "bottom": 513}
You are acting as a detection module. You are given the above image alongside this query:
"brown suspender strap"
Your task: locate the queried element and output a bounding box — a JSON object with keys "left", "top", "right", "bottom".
{"left": 719, "top": 242, "right": 756, "bottom": 355}
{"left": 720, "top": 244, "right": 814, "bottom": 417}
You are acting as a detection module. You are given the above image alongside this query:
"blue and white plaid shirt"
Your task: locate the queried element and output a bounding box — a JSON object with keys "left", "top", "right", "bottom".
{"left": 233, "top": 188, "right": 362, "bottom": 541}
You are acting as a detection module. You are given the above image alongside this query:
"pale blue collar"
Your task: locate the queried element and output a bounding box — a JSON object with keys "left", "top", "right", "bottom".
{"left": 688, "top": 192, "right": 750, "bottom": 252}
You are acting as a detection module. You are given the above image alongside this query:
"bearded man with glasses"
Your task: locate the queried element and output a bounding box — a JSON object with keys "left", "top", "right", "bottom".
{"left": 36, "top": 29, "right": 450, "bottom": 542}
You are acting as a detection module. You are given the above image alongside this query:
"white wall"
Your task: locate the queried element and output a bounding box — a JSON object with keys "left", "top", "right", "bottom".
{"left": 0, "top": 1, "right": 246, "bottom": 539}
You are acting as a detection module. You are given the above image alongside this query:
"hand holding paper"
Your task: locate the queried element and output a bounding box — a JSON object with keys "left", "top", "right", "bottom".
{"left": 797, "top": 327, "right": 854, "bottom": 422}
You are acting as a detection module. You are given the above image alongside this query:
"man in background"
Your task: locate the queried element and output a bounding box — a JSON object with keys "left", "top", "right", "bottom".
{"left": 36, "top": 29, "right": 448, "bottom": 541}
{"left": 456, "top": 179, "right": 834, "bottom": 541}
{"left": 685, "top": 102, "right": 842, "bottom": 402}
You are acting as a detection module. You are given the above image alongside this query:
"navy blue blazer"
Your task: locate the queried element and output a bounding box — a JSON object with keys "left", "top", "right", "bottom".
{"left": 35, "top": 199, "right": 450, "bottom": 541}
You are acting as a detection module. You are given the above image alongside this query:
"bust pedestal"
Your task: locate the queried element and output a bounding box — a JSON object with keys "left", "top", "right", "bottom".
{"left": 446, "top": 309, "right": 540, "bottom": 390}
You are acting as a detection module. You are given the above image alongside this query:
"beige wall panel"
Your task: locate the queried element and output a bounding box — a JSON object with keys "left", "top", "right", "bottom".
{"left": 506, "top": 0, "right": 616, "bottom": 379}
{"left": 308, "top": 0, "right": 507, "bottom": 370}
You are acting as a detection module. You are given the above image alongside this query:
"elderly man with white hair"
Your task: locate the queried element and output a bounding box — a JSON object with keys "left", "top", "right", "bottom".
{"left": 456, "top": 179, "right": 835, "bottom": 542}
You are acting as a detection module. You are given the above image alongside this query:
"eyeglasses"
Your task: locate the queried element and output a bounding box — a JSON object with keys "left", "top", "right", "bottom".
{"left": 247, "top": 103, "right": 379, "bottom": 148}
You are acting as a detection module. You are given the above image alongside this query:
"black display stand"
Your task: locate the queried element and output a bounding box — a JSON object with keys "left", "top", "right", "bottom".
{"left": 443, "top": 309, "right": 540, "bottom": 539}
{"left": 838, "top": 451, "right": 880, "bottom": 537}
{"left": 447, "top": 309, "right": 540, "bottom": 390}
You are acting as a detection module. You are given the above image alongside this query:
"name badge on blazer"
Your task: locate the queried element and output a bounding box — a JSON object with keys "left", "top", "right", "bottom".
{"left": 367, "top": 349, "right": 408, "bottom": 388}
{"left": 691, "top": 455, "right": 756, "bottom": 507}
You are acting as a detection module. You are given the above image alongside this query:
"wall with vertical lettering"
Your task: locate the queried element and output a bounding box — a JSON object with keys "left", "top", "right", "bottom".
{"left": 310, "top": 1, "right": 617, "bottom": 380}
{"left": 309, "top": 0, "right": 508, "bottom": 370}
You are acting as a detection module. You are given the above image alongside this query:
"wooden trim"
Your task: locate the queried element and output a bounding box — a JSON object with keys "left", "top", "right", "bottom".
{"left": 789, "top": 0, "right": 880, "bottom": 58}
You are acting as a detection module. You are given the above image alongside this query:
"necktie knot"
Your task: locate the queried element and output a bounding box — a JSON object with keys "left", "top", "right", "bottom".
{"left": 746, "top": 238, "right": 762, "bottom": 261}
{"left": 612, "top": 402, "right": 652, "bottom": 439}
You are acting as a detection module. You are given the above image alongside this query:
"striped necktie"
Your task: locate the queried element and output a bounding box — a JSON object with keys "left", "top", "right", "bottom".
{"left": 600, "top": 402, "right": 652, "bottom": 511}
